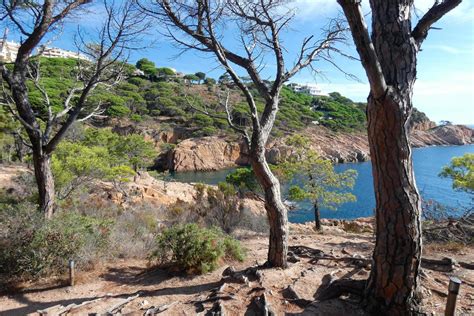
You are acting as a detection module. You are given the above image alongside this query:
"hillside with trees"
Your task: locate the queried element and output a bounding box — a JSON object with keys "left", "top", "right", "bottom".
{"left": 23, "top": 57, "right": 369, "bottom": 136}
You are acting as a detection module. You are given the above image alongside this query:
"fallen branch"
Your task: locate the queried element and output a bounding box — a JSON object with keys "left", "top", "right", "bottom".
{"left": 106, "top": 293, "right": 140, "bottom": 315}
{"left": 459, "top": 261, "right": 474, "bottom": 270}
{"left": 191, "top": 295, "right": 234, "bottom": 305}
{"left": 289, "top": 245, "right": 370, "bottom": 268}
{"left": 57, "top": 297, "right": 103, "bottom": 315}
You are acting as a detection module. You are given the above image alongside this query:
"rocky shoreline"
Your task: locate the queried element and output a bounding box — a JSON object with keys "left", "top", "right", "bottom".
{"left": 158, "top": 124, "right": 473, "bottom": 172}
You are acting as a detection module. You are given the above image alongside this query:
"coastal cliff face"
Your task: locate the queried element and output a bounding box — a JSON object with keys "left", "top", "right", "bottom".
{"left": 411, "top": 125, "right": 474, "bottom": 147}
{"left": 162, "top": 125, "right": 473, "bottom": 172}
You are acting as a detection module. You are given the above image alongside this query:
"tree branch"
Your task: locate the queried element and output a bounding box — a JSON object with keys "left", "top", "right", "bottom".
{"left": 337, "top": 0, "right": 387, "bottom": 98}
{"left": 184, "top": 91, "right": 251, "bottom": 146}
{"left": 412, "top": 0, "right": 462, "bottom": 46}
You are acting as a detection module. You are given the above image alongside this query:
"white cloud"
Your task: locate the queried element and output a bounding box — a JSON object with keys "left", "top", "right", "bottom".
{"left": 424, "top": 45, "right": 473, "bottom": 55}
{"left": 290, "top": 0, "right": 339, "bottom": 19}
{"left": 318, "top": 83, "right": 369, "bottom": 101}
{"left": 414, "top": 73, "right": 474, "bottom": 97}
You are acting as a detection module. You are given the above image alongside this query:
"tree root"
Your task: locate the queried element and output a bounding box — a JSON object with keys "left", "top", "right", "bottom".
{"left": 315, "top": 278, "right": 366, "bottom": 301}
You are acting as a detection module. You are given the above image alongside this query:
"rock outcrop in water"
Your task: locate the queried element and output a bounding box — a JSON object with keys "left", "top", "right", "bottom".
{"left": 159, "top": 125, "right": 473, "bottom": 172}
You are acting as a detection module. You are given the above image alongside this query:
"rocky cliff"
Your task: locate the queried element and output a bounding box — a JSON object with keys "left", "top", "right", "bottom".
{"left": 166, "top": 137, "right": 249, "bottom": 172}
{"left": 411, "top": 124, "right": 473, "bottom": 147}
{"left": 161, "top": 125, "right": 473, "bottom": 172}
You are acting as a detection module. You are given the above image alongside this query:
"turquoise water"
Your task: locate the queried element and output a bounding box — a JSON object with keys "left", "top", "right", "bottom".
{"left": 171, "top": 144, "right": 474, "bottom": 222}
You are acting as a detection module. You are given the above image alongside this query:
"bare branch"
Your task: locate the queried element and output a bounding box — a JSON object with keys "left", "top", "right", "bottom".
{"left": 185, "top": 90, "right": 251, "bottom": 146}
{"left": 337, "top": 0, "right": 387, "bottom": 98}
{"left": 412, "top": 0, "right": 462, "bottom": 46}
{"left": 76, "top": 101, "right": 106, "bottom": 122}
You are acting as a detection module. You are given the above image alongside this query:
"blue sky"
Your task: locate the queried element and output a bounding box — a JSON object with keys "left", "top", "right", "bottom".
{"left": 7, "top": 0, "right": 474, "bottom": 124}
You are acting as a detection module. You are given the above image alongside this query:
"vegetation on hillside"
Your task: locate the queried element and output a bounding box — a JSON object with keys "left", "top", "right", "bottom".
{"left": 3, "top": 56, "right": 433, "bottom": 158}
{"left": 7, "top": 57, "right": 371, "bottom": 139}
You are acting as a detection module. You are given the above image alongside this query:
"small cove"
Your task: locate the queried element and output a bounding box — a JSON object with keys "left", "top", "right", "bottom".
{"left": 171, "top": 144, "right": 474, "bottom": 222}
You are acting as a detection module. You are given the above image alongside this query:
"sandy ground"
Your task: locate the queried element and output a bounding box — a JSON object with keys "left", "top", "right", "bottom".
{"left": 1, "top": 225, "right": 473, "bottom": 316}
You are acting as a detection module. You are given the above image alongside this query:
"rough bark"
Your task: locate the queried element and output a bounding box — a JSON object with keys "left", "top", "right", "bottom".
{"left": 314, "top": 202, "right": 321, "bottom": 231}
{"left": 365, "top": 91, "right": 422, "bottom": 315}
{"left": 32, "top": 152, "right": 55, "bottom": 219}
{"left": 363, "top": 1, "right": 423, "bottom": 313}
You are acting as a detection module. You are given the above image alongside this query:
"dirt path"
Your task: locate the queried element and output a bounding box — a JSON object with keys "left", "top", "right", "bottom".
{"left": 1, "top": 226, "right": 473, "bottom": 315}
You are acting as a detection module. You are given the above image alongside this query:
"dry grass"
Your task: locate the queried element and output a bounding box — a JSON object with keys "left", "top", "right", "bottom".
{"left": 424, "top": 241, "right": 467, "bottom": 254}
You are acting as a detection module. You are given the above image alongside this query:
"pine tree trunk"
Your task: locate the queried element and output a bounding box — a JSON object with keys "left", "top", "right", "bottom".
{"left": 33, "top": 151, "right": 55, "bottom": 219}
{"left": 314, "top": 202, "right": 321, "bottom": 231}
{"left": 250, "top": 141, "right": 288, "bottom": 268}
{"left": 364, "top": 91, "right": 422, "bottom": 315}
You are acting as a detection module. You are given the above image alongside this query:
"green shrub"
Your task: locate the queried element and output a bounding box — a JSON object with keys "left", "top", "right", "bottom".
{"left": 106, "top": 104, "right": 131, "bottom": 117}
{"left": 226, "top": 167, "right": 259, "bottom": 193}
{"left": 130, "top": 113, "right": 143, "bottom": 122}
{"left": 196, "top": 126, "right": 217, "bottom": 136}
{"left": 149, "top": 224, "right": 245, "bottom": 274}
{"left": 0, "top": 204, "right": 113, "bottom": 281}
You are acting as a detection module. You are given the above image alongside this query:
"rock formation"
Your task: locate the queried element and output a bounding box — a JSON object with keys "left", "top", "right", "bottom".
{"left": 158, "top": 124, "right": 473, "bottom": 172}
{"left": 167, "top": 136, "right": 249, "bottom": 172}
{"left": 411, "top": 124, "right": 473, "bottom": 147}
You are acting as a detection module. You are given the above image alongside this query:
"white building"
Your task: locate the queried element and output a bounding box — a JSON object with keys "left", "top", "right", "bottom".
{"left": 0, "top": 40, "right": 20, "bottom": 63}
{"left": 39, "top": 46, "right": 90, "bottom": 61}
{"left": 288, "top": 83, "right": 328, "bottom": 97}
{"left": 0, "top": 40, "right": 91, "bottom": 62}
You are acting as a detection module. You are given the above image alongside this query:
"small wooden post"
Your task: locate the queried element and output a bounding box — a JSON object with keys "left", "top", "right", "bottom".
{"left": 445, "top": 276, "right": 461, "bottom": 316}
{"left": 69, "top": 260, "right": 75, "bottom": 287}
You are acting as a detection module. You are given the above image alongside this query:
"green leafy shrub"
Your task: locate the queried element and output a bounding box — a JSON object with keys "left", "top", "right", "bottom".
{"left": 106, "top": 104, "right": 131, "bottom": 117}
{"left": 130, "top": 114, "right": 143, "bottom": 122}
{"left": 149, "top": 224, "right": 245, "bottom": 274}
{"left": 0, "top": 204, "right": 113, "bottom": 281}
{"left": 195, "top": 126, "right": 218, "bottom": 136}
{"left": 226, "top": 167, "right": 259, "bottom": 193}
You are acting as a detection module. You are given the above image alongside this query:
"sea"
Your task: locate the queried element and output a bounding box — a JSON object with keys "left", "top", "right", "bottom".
{"left": 171, "top": 144, "right": 474, "bottom": 223}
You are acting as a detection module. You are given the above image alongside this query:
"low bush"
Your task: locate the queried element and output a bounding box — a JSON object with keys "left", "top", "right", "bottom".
{"left": 149, "top": 224, "right": 245, "bottom": 274}
{"left": 0, "top": 203, "right": 113, "bottom": 281}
